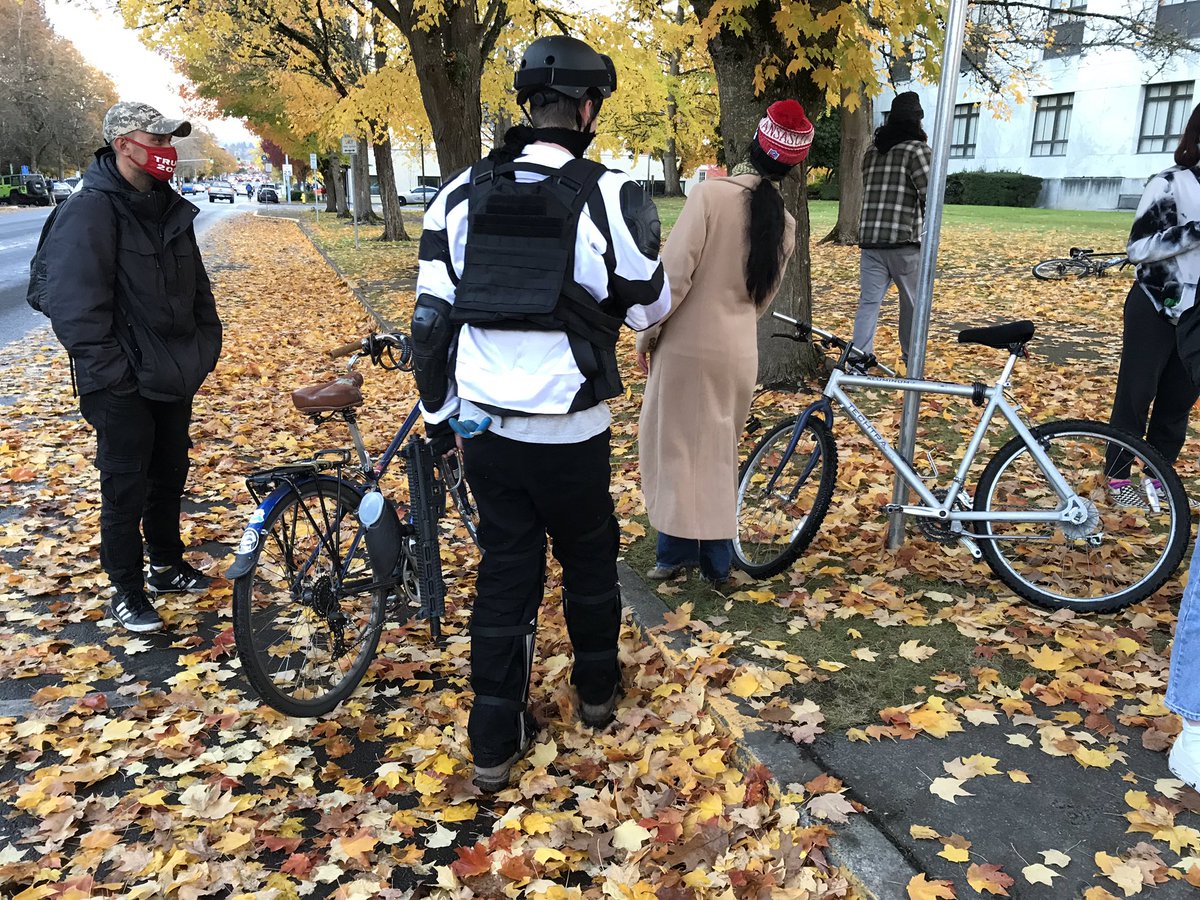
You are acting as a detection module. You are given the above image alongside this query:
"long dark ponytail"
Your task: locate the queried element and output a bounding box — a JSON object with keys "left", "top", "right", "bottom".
{"left": 745, "top": 141, "right": 789, "bottom": 307}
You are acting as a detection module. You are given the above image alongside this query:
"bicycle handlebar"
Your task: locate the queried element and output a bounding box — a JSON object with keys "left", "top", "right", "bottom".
{"left": 329, "top": 333, "right": 414, "bottom": 371}
{"left": 771, "top": 312, "right": 897, "bottom": 376}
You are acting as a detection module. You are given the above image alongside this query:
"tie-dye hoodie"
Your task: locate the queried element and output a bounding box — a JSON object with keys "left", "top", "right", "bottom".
{"left": 1127, "top": 166, "right": 1200, "bottom": 321}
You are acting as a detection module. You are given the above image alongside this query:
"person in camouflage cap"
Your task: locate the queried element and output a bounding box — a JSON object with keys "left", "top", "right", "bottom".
{"left": 39, "top": 101, "right": 221, "bottom": 633}
{"left": 102, "top": 101, "right": 192, "bottom": 145}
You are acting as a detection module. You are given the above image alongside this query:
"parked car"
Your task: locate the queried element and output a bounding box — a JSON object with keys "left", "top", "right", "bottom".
{"left": 49, "top": 181, "right": 73, "bottom": 203}
{"left": 0, "top": 174, "right": 51, "bottom": 206}
{"left": 398, "top": 185, "right": 438, "bottom": 206}
{"left": 208, "top": 181, "right": 236, "bottom": 203}
{"left": 180, "top": 182, "right": 197, "bottom": 195}
{"left": 257, "top": 184, "right": 280, "bottom": 203}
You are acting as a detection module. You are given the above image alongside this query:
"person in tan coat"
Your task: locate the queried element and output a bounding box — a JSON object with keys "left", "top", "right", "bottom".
{"left": 637, "top": 100, "right": 813, "bottom": 583}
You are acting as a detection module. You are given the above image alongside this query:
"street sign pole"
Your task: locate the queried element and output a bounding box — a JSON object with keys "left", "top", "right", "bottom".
{"left": 341, "top": 135, "right": 359, "bottom": 250}
{"left": 886, "top": 0, "right": 972, "bottom": 549}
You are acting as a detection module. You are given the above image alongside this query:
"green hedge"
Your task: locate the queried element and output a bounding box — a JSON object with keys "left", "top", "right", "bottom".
{"left": 945, "top": 170, "right": 1043, "bottom": 207}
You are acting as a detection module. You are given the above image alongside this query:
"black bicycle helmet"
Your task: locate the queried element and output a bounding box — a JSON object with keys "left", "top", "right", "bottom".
{"left": 514, "top": 36, "right": 617, "bottom": 105}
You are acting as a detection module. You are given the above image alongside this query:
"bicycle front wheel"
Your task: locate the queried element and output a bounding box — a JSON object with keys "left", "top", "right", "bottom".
{"left": 233, "top": 479, "right": 386, "bottom": 716}
{"left": 734, "top": 417, "right": 838, "bottom": 578}
{"left": 974, "top": 419, "right": 1191, "bottom": 612}
{"left": 1032, "top": 258, "right": 1089, "bottom": 280}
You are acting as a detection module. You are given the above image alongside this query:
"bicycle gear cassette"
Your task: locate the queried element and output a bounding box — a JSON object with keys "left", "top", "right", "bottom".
{"left": 1061, "top": 498, "right": 1101, "bottom": 541}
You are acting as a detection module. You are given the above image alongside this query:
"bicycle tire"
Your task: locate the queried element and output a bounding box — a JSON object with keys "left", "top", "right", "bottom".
{"left": 1032, "top": 258, "right": 1090, "bottom": 280}
{"left": 974, "top": 419, "right": 1190, "bottom": 612}
{"left": 733, "top": 416, "right": 838, "bottom": 578}
{"left": 233, "top": 478, "right": 386, "bottom": 716}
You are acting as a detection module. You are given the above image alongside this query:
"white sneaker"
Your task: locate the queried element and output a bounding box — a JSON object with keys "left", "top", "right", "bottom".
{"left": 1168, "top": 720, "right": 1200, "bottom": 791}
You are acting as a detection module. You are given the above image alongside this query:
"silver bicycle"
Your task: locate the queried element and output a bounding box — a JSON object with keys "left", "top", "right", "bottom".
{"left": 735, "top": 314, "right": 1191, "bottom": 612}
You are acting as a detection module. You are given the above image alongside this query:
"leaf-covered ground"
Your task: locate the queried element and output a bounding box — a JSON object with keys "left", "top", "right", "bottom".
{"left": 315, "top": 200, "right": 1200, "bottom": 898}
{"left": 0, "top": 214, "right": 858, "bottom": 899}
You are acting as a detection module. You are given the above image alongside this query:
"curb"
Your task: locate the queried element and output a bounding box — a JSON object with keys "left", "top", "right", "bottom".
{"left": 290, "top": 217, "right": 917, "bottom": 898}
{"left": 618, "top": 561, "right": 918, "bottom": 899}
{"left": 291, "top": 217, "right": 392, "bottom": 330}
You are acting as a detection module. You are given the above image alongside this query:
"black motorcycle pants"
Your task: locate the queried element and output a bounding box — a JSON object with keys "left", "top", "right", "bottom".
{"left": 461, "top": 428, "right": 621, "bottom": 767}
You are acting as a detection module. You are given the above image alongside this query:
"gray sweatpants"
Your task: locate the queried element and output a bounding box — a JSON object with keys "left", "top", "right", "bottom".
{"left": 852, "top": 245, "right": 920, "bottom": 361}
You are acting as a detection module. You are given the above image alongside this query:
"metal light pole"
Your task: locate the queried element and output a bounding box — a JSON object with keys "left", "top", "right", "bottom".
{"left": 886, "top": 0, "right": 972, "bottom": 549}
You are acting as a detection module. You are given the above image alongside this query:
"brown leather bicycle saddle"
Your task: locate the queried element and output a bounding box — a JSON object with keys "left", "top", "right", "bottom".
{"left": 292, "top": 372, "right": 364, "bottom": 412}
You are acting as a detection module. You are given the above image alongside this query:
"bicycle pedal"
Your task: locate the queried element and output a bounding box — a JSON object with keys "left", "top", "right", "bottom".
{"left": 882, "top": 504, "right": 903, "bottom": 514}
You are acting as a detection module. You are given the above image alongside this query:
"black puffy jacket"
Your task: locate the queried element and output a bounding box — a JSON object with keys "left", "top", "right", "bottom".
{"left": 43, "top": 150, "right": 222, "bottom": 401}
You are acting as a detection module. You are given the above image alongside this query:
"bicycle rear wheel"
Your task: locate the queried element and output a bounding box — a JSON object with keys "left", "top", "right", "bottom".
{"left": 974, "top": 419, "right": 1191, "bottom": 612}
{"left": 1032, "top": 258, "right": 1089, "bottom": 280}
{"left": 233, "top": 479, "right": 386, "bottom": 716}
{"left": 734, "top": 417, "right": 838, "bottom": 578}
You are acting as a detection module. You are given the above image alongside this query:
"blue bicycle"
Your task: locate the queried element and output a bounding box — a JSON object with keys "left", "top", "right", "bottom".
{"left": 227, "top": 333, "right": 479, "bottom": 716}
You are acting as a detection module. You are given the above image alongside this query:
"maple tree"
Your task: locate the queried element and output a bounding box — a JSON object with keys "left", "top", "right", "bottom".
{"left": 119, "top": 0, "right": 414, "bottom": 239}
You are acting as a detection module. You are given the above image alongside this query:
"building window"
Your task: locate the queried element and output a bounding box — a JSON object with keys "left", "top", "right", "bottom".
{"left": 950, "top": 103, "right": 980, "bottom": 159}
{"left": 1031, "top": 93, "right": 1073, "bottom": 156}
{"left": 1158, "top": 0, "right": 1200, "bottom": 38}
{"left": 1139, "top": 81, "right": 1194, "bottom": 153}
{"left": 1045, "top": 0, "right": 1086, "bottom": 58}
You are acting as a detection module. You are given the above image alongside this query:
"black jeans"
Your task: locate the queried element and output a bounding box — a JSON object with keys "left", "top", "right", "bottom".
{"left": 461, "top": 429, "right": 621, "bottom": 766}
{"left": 78, "top": 388, "right": 193, "bottom": 592}
{"left": 1107, "top": 286, "right": 1200, "bottom": 478}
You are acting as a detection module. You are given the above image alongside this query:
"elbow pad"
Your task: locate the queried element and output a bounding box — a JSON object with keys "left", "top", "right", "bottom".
{"left": 411, "top": 294, "right": 455, "bottom": 413}
{"left": 619, "top": 181, "right": 662, "bottom": 260}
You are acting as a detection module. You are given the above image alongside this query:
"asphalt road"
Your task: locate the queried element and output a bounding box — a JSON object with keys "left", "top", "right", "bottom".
{"left": 0, "top": 192, "right": 252, "bottom": 348}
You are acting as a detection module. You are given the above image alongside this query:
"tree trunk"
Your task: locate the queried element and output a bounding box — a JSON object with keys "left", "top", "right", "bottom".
{"left": 662, "top": 0, "right": 684, "bottom": 197}
{"left": 696, "top": 0, "right": 822, "bottom": 385}
{"left": 334, "top": 163, "right": 350, "bottom": 218}
{"left": 321, "top": 154, "right": 339, "bottom": 213}
{"left": 822, "top": 91, "right": 871, "bottom": 245}
{"left": 397, "top": 5, "right": 487, "bottom": 175}
{"left": 372, "top": 135, "right": 410, "bottom": 241}
{"left": 352, "top": 139, "right": 377, "bottom": 224}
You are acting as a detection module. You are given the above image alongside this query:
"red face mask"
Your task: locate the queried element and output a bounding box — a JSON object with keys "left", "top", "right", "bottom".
{"left": 121, "top": 138, "right": 178, "bottom": 181}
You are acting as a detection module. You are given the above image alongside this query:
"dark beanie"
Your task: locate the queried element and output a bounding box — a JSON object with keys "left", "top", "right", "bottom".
{"left": 891, "top": 92, "right": 923, "bottom": 120}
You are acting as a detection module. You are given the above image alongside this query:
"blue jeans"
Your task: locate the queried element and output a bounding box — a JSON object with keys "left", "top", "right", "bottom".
{"left": 656, "top": 532, "right": 733, "bottom": 581}
{"left": 1168, "top": 539, "right": 1200, "bottom": 721}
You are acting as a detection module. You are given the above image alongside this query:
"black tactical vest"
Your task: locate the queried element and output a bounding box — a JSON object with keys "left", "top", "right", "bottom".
{"left": 452, "top": 157, "right": 624, "bottom": 412}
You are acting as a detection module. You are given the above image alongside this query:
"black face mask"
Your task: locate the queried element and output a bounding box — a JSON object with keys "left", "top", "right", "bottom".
{"left": 532, "top": 127, "right": 595, "bottom": 158}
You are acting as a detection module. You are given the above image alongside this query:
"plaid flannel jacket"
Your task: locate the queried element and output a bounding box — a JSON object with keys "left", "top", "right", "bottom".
{"left": 858, "top": 140, "right": 932, "bottom": 248}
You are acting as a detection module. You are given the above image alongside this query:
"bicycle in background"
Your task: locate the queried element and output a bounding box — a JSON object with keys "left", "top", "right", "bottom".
{"left": 1032, "top": 247, "right": 1128, "bottom": 280}
{"left": 735, "top": 313, "right": 1190, "bottom": 613}
{"left": 227, "top": 333, "right": 479, "bottom": 716}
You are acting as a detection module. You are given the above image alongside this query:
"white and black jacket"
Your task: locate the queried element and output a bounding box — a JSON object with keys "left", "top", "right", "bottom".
{"left": 415, "top": 143, "right": 671, "bottom": 426}
{"left": 1127, "top": 165, "right": 1200, "bottom": 321}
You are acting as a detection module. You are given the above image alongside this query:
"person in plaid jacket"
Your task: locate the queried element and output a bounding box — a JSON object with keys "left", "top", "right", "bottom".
{"left": 851, "top": 92, "right": 932, "bottom": 364}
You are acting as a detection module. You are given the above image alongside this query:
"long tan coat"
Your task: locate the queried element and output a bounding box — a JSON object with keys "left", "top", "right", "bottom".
{"left": 637, "top": 174, "right": 797, "bottom": 540}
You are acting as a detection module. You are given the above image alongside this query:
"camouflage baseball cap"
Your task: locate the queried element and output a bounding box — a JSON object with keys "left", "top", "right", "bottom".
{"left": 102, "top": 102, "right": 192, "bottom": 144}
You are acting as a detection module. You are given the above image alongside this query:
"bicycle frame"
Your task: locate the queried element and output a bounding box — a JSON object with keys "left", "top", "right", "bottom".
{"left": 794, "top": 353, "right": 1091, "bottom": 535}
{"left": 226, "top": 401, "right": 423, "bottom": 586}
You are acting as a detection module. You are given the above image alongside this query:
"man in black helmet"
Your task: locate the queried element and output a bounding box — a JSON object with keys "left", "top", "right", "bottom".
{"left": 411, "top": 35, "right": 671, "bottom": 792}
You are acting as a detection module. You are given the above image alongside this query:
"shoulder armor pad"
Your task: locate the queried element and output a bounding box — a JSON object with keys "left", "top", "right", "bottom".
{"left": 618, "top": 181, "right": 662, "bottom": 260}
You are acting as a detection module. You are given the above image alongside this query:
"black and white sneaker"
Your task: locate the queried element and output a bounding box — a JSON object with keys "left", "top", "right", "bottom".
{"left": 109, "top": 588, "right": 164, "bottom": 633}
{"left": 147, "top": 561, "right": 212, "bottom": 594}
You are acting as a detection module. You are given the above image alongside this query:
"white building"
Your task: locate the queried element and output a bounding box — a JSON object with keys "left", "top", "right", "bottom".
{"left": 385, "top": 145, "right": 705, "bottom": 196}
{"left": 892, "top": 0, "right": 1200, "bottom": 210}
